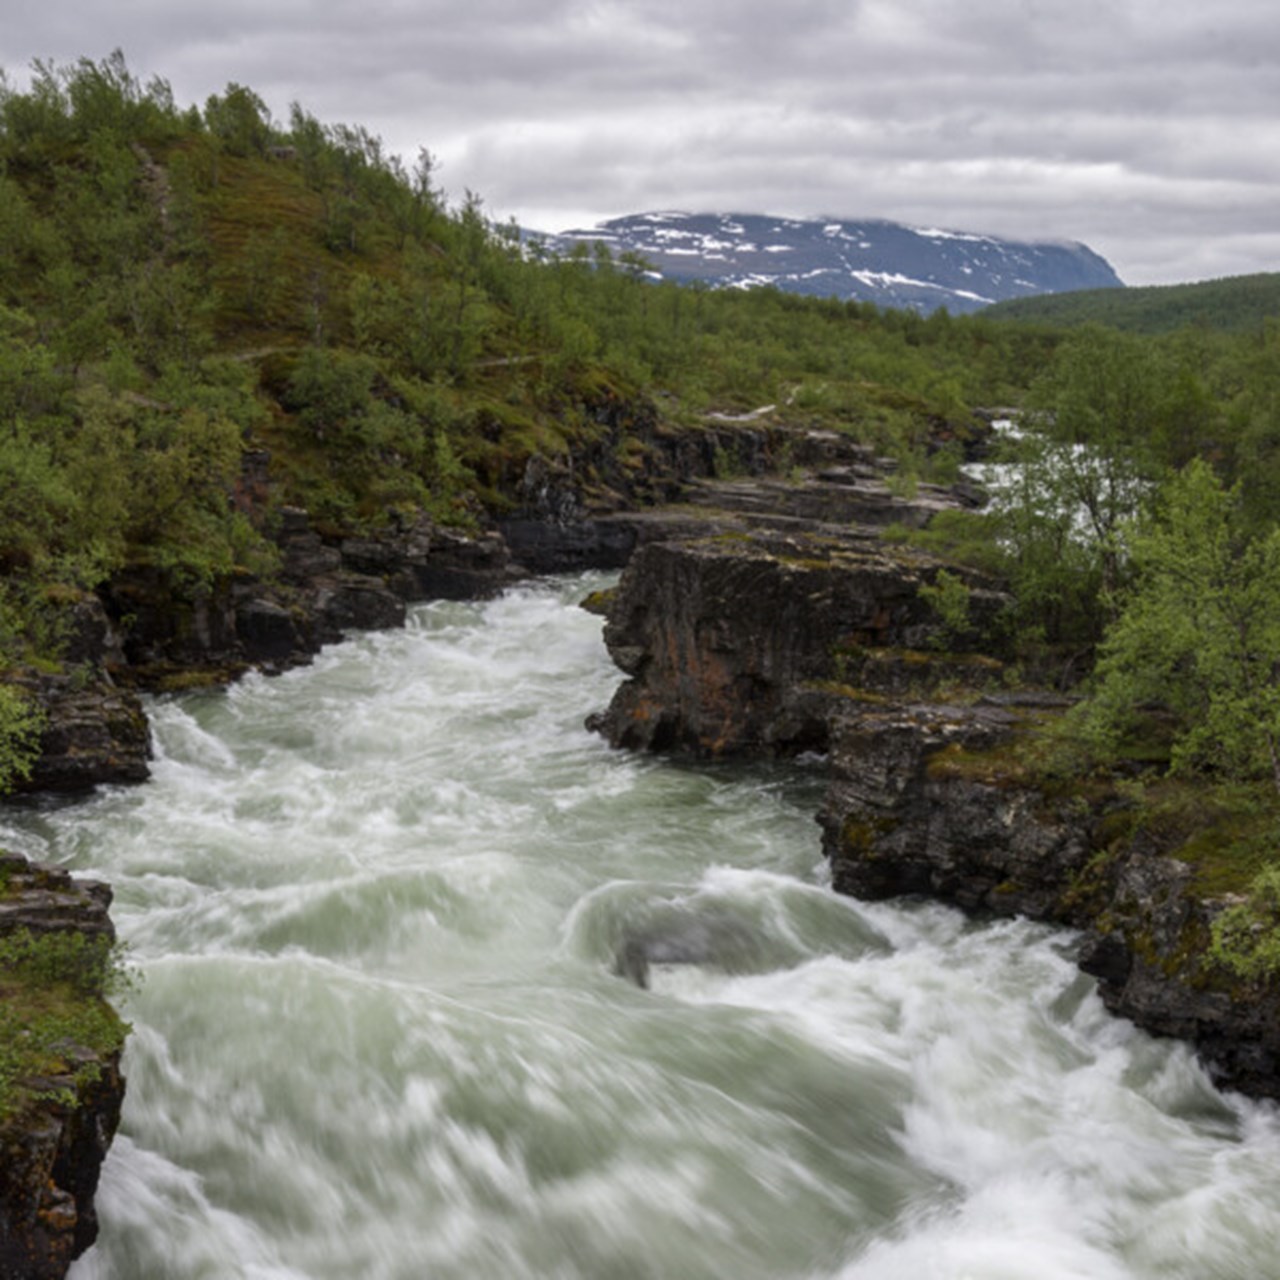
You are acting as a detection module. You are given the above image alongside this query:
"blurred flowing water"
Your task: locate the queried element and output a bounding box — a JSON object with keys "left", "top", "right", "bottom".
{"left": 3, "top": 573, "right": 1278, "bottom": 1280}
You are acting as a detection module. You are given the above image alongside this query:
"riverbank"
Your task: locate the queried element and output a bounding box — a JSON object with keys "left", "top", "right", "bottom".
{"left": 585, "top": 484, "right": 1280, "bottom": 1100}
{"left": 0, "top": 854, "right": 125, "bottom": 1279}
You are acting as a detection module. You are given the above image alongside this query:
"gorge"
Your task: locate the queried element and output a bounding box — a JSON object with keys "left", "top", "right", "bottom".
{"left": 3, "top": 58, "right": 1279, "bottom": 1277}
{"left": 4, "top": 430, "right": 1280, "bottom": 1279}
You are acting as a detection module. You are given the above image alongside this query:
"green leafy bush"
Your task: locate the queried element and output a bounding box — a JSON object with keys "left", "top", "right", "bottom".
{"left": 1211, "top": 866, "right": 1280, "bottom": 981}
{"left": 0, "top": 685, "right": 43, "bottom": 793}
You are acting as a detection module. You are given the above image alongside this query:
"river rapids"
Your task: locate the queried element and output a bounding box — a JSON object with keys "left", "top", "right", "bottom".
{"left": 3, "top": 574, "right": 1279, "bottom": 1279}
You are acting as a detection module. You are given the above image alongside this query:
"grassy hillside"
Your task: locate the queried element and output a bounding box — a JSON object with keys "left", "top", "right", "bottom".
{"left": 983, "top": 272, "right": 1280, "bottom": 334}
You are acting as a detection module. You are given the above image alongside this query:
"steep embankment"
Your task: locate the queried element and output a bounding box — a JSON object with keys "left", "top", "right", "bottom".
{"left": 13, "top": 400, "right": 795, "bottom": 793}
{"left": 0, "top": 855, "right": 126, "bottom": 1279}
{"left": 587, "top": 456, "right": 1280, "bottom": 1101}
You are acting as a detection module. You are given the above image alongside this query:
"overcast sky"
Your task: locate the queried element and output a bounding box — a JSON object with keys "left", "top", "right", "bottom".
{"left": 3, "top": 1, "right": 1278, "bottom": 286}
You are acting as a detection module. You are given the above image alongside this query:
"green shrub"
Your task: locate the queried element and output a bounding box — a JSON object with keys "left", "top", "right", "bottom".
{"left": 1210, "top": 865, "right": 1280, "bottom": 981}
{"left": 0, "top": 928, "right": 132, "bottom": 1120}
{"left": 0, "top": 685, "right": 44, "bottom": 794}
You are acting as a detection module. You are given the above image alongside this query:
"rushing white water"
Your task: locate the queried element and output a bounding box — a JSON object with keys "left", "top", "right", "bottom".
{"left": 4, "top": 573, "right": 1280, "bottom": 1280}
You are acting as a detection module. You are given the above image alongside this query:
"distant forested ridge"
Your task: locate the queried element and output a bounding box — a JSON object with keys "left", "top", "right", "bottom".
{"left": 983, "top": 272, "right": 1280, "bottom": 334}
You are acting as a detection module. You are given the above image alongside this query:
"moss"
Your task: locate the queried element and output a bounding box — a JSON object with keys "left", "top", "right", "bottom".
{"left": 1115, "top": 780, "right": 1279, "bottom": 898}
{"left": 839, "top": 814, "right": 898, "bottom": 859}
{"left": 775, "top": 556, "right": 835, "bottom": 571}
{"left": 803, "top": 680, "right": 891, "bottom": 704}
{"left": 578, "top": 588, "right": 617, "bottom": 617}
{"left": 1062, "top": 845, "right": 1124, "bottom": 914}
{"left": 925, "top": 740, "right": 1035, "bottom": 789}
{"left": 0, "top": 928, "right": 131, "bottom": 1124}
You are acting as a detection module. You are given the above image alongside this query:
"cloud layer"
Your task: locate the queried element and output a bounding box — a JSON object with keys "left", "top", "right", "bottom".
{"left": 4, "top": 0, "right": 1277, "bottom": 284}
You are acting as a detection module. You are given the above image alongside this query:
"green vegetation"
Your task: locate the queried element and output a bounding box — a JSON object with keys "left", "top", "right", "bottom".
{"left": 0, "top": 52, "right": 1059, "bottom": 661}
{"left": 984, "top": 273, "right": 1280, "bottom": 335}
{"left": 0, "top": 685, "right": 42, "bottom": 792}
{"left": 1075, "top": 460, "right": 1280, "bottom": 792}
{"left": 916, "top": 569, "right": 971, "bottom": 648}
{"left": 0, "top": 925, "right": 130, "bottom": 1121}
{"left": 1211, "top": 865, "right": 1280, "bottom": 981}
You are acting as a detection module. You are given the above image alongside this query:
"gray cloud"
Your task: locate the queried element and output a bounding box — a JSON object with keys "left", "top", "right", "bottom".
{"left": 2, "top": 0, "right": 1277, "bottom": 284}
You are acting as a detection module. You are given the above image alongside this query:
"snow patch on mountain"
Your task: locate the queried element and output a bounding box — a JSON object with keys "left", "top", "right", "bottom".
{"left": 541, "top": 212, "right": 1123, "bottom": 314}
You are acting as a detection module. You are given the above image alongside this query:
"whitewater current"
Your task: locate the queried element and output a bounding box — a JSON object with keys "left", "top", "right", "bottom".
{"left": 3, "top": 573, "right": 1279, "bottom": 1280}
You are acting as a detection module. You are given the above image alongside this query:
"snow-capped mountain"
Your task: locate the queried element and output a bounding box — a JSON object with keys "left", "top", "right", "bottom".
{"left": 544, "top": 212, "right": 1123, "bottom": 314}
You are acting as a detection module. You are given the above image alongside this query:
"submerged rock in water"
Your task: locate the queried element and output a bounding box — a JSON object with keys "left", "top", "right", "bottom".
{"left": 613, "top": 910, "right": 779, "bottom": 990}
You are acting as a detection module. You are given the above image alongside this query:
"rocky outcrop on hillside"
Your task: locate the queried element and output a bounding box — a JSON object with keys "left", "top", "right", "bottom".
{"left": 101, "top": 507, "right": 517, "bottom": 690}
{"left": 0, "top": 854, "right": 126, "bottom": 1280}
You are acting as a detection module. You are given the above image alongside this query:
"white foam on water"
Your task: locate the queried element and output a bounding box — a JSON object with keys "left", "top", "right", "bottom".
{"left": 0, "top": 573, "right": 1267, "bottom": 1280}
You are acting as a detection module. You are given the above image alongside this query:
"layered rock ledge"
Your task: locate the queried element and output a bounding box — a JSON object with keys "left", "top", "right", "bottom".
{"left": 588, "top": 526, "right": 1007, "bottom": 756}
{"left": 819, "top": 700, "right": 1280, "bottom": 1099}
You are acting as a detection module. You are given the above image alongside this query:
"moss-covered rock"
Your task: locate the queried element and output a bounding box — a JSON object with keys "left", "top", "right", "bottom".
{"left": 0, "top": 854, "right": 127, "bottom": 1278}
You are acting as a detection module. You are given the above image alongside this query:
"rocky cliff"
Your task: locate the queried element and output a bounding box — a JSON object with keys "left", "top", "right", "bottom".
{"left": 819, "top": 700, "right": 1280, "bottom": 1099}
{"left": 587, "top": 462, "right": 1280, "bottom": 1101}
{"left": 589, "top": 525, "right": 1007, "bottom": 756}
{"left": 0, "top": 854, "right": 126, "bottom": 1279}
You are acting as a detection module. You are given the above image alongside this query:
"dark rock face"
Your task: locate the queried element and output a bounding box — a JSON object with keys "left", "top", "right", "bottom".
{"left": 0, "top": 595, "right": 150, "bottom": 796}
{"left": 819, "top": 701, "right": 1092, "bottom": 916}
{"left": 496, "top": 415, "right": 784, "bottom": 574}
{"left": 0, "top": 854, "right": 115, "bottom": 942}
{"left": 0, "top": 855, "right": 126, "bottom": 1278}
{"left": 590, "top": 526, "right": 1008, "bottom": 757}
{"left": 0, "top": 1051, "right": 124, "bottom": 1279}
{"left": 498, "top": 413, "right": 991, "bottom": 574}
{"left": 98, "top": 508, "right": 517, "bottom": 692}
{"left": 819, "top": 705, "right": 1280, "bottom": 1100}
{"left": 10, "top": 670, "right": 151, "bottom": 797}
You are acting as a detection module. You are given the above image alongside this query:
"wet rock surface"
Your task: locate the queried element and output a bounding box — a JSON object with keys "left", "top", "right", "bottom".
{"left": 818, "top": 703, "right": 1280, "bottom": 1099}
{"left": 589, "top": 524, "right": 1008, "bottom": 757}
